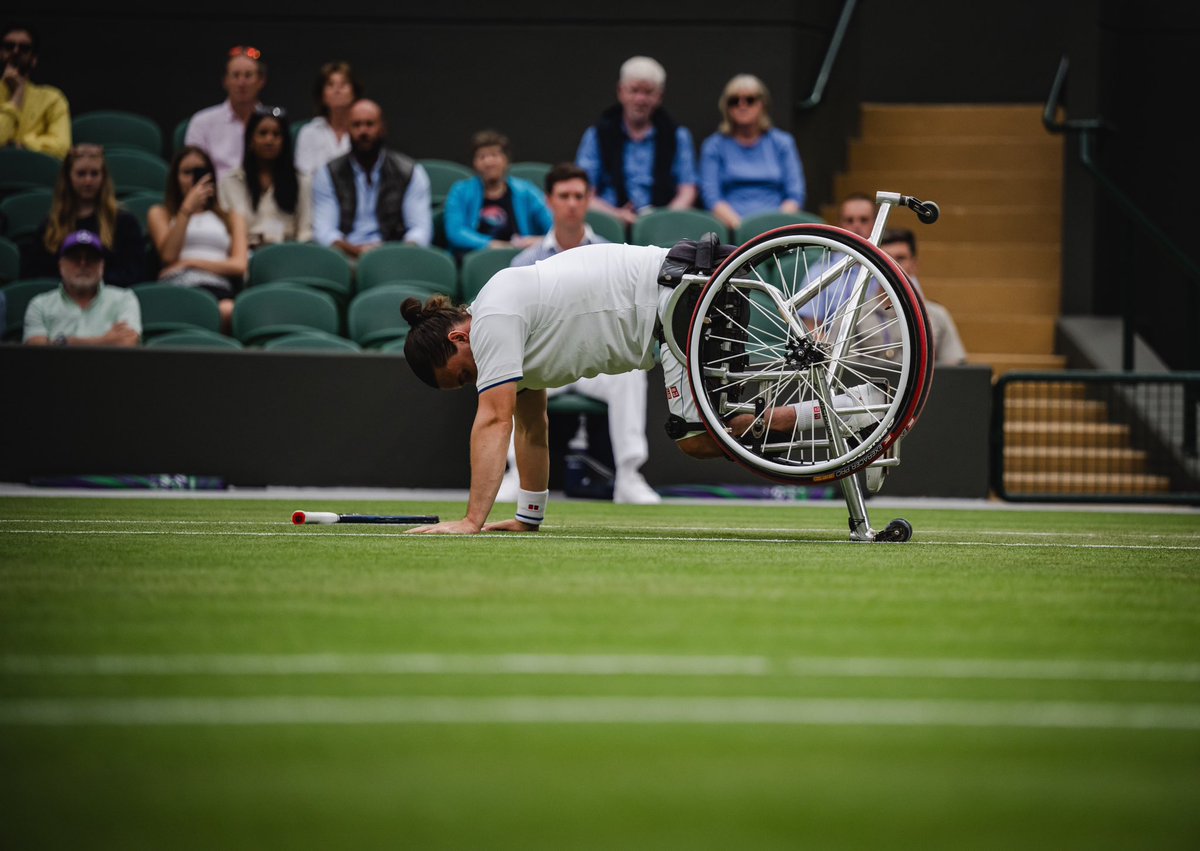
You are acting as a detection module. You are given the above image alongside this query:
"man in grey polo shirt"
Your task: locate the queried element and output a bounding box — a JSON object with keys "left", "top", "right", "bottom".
{"left": 23, "top": 230, "right": 141, "bottom": 347}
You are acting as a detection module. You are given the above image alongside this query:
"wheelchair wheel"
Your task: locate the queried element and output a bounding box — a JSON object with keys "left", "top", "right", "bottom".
{"left": 685, "top": 224, "right": 934, "bottom": 484}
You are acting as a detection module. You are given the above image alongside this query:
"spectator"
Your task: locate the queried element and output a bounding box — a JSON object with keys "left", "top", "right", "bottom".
{"left": 443, "top": 129, "right": 551, "bottom": 255}
{"left": 0, "top": 23, "right": 70, "bottom": 158}
{"left": 505, "top": 162, "right": 660, "bottom": 504}
{"left": 147, "top": 145, "right": 248, "bottom": 332}
{"left": 23, "top": 144, "right": 145, "bottom": 286}
{"left": 218, "top": 107, "right": 312, "bottom": 248}
{"left": 575, "top": 56, "right": 697, "bottom": 227}
{"left": 311, "top": 99, "right": 432, "bottom": 258}
{"left": 699, "top": 73, "right": 806, "bottom": 232}
{"left": 879, "top": 227, "right": 968, "bottom": 366}
{"left": 294, "top": 61, "right": 362, "bottom": 178}
{"left": 183, "top": 45, "right": 266, "bottom": 182}
{"left": 23, "top": 229, "right": 140, "bottom": 347}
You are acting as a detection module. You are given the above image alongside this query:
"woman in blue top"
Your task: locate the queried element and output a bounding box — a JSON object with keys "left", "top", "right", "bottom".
{"left": 443, "top": 130, "right": 552, "bottom": 255}
{"left": 699, "top": 74, "right": 806, "bottom": 233}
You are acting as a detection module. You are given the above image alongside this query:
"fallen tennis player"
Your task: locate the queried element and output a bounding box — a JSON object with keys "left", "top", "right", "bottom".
{"left": 401, "top": 242, "right": 882, "bottom": 534}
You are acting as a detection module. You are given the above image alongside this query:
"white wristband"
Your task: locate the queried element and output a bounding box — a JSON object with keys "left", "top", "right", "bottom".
{"left": 515, "top": 488, "right": 549, "bottom": 526}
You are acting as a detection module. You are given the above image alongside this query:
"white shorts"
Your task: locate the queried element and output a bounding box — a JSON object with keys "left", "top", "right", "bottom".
{"left": 657, "top": 287, "right": 703, "bottom": 439}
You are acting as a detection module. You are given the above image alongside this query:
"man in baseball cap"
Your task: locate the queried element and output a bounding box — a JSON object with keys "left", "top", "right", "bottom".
{"left": 23, "top": 229, "right": 141, "bottom": 346}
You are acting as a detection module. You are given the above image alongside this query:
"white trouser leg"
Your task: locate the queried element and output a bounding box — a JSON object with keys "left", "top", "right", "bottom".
{"left": 561, "top": 371, "right": 649, "bottom": 472}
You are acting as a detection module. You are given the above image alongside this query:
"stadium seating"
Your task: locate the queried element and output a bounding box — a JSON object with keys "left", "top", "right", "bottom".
{"left": 354, "top": 243, "right": 457, "bottom": 294}
{"left": 459, "top": 246, "right": 522, "bottom": 302}
{"left": 586, "top": 210, "right": 626, "bottom": 244}
{"left": 2, "top": 278, "right": 59, "bottom": 340}
{"left": 120, "top": 192, "right": 162, "bottom": 235}
{"left": 508, "top": 161, "right": 551, "bottom": 188}
{"left": 105, "top": 149, "right": 170, "bottom": 197}
{"left": 418, "top": 159, "right": 474, "bottom": 208}
{"left": 144, "top": 328, "right": 243, "bottom": 350}
{"left": 133, "top": 282, "right": 222, "bottom": 337}
{"left": 347, "top": 282, "right": 430, "bottom": 349}
{"left": 733, "top": 210, "right": 826, "bottom": 244}
{"left": 231, "top": 285, "right": 340, "bottom": 346}
{"left": 172, "top": 118, "right": 189, "bottom": 155}
{"left": 0, "top": 189, "right": 53, "bottom": 244}
{"left": 72, "top": 110, "right": 163, "bottom": 157}
{"left": 0, "top": 148, "right": 60, "bottom": 196}
{"left": 0, "top": 236, "right": 18, "bottom": 284}
{"left": 262, "top": 330, "right": 362, "bottom": 353}
{"left": 630, "top": 209, "right": 729, "bottom": 247}
{"left": 247, "top": 241, "right": 353, "bottom": 302}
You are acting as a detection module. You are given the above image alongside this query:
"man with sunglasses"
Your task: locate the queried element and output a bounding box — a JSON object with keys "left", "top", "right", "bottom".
{"left": 0, "top": 23, "right": 71, "bottom": 159}
{"left": 184, "top": 45, "right": 266, "bottom": 182}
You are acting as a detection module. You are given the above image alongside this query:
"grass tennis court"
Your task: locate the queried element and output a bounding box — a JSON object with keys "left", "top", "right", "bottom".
{"left": 2, "top": 495, "right": 1198, "bottom": 849}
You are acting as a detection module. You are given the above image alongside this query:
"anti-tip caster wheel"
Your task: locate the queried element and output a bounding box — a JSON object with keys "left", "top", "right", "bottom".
{"left": 874, "top": 518, "right": 912, "bottom": 543}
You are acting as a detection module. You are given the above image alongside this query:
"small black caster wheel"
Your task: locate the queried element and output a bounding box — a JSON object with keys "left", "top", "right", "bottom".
{"left": 874, "top": 518, "right": 912, "bottom": 543}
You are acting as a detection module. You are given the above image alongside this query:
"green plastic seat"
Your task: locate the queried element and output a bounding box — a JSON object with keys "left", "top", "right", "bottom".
{"left": 232, "top": 285, "right": 340, "bottom": 346}
{"left": 121, "top": 192, "right": 163, "bottom": 235}
{"left": 0, "top": 235, "right": 21, "bottom": 284}
{"left": 418, "top": 159, "right": 474, "bottom": 208}
{"left": 0, "top": 148, "right": 61, "bottom": 195}
{"left": 2, "top": 278, "right": 59, "bottom": 341}
{"left": 508, "top": 161, "right": 551, "bottom": 188}
{"left": 144, "top": 328, "right": 243, "bottom": 350}
{"left": 247, "top": 241, "right": 353, "bottom": 302}
{"left": 630, "top": 209, "right": 729, "bottom": 247}
{"left": 105, "top": 149, "right": 170, "bottom": 198}
{"left": 347, "top": 282, "right": 437, "bottom": 349}
{"left": 173, "top": 118, "right": 190, "bottom": 155}
{"left": 355, "top": 243, "right": 457, "bottom": 294}
{"left": 262, "top": 330, "right": 361, "bottom": 353}
{"left": 72, "top": 110, "right": 163, "bottom": 157}
{"left": 0, "top": 189, "right": 53, "bottom": 243}
{"left": 133, "top": 282, "right": 222, "bottom": 337}
{"left": 547, "top": 393, "right": 608, "bottom": 417}
{"left": 586, "top": 209, "right": 626, "bottom": 244}
{"left": 733, "top": 211, "right": 826, "bottom": 244}
{"left": 459, "top": 247, "right": 522, "bottom": 303}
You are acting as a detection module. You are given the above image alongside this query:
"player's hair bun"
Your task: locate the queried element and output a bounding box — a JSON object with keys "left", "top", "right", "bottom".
{"left": 401, "top": 294, "right": 454, "bottom": 328}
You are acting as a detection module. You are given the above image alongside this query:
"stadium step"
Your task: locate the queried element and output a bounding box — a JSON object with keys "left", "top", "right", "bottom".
{"left": 848, "top": 138, "right": 1062, "bottom": 174}
{"left": 859, "top": 104, "right": 1053, "bottom": 139}
{"left": 897, "top": 204, "right": 1061, "bottom": 244}
{"left": 834, "top": 172, "right": 1062, "bottom": 207}
{"left": 920, "top": 277, "right": 1060, "bottom": 317}
{"left": 1004, "top": 398, "right": 1110, "bottom": 423}
{"left": 953, "top": 315, "right": 1057, "bottom": 355}
{"left": 1004, "top": 446, "right": 1149, "bottom": 474}
{"left": 1004, "top": 421, "right": 1131, "bottom": 448}
{"left": 1003, "top": 380, "right": 1089, "bottom": 400}
{"left": 966, "top": 352, "right": 1067, "bottom": 377}
{"left": 1003, "top": 471, "right": 1171, "bottom": 495}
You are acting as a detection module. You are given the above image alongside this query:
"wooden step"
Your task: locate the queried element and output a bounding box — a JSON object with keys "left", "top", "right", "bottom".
{"left": 1003, "top": 471, "right": 1171, "bottom": 495}
{"left": 900, "top": 205, "right": 1061, "bottom": 244}
{"left": 917, "top": 242, "right": 1060, "bottom": 278}
{"left": 849, "top": 139, "right": 1063, "bottom": 173}
{"left": 920, "top": 277, "right": 1060, "bottom": 317}
{"left": 1002, "top": 380, "right": 1089, "bottom": 401}
{"left": 835, "top": 171, "right": 1062, "bottom": 207}
{"left": 968, "top": 352, "right": 1068, "bottom": 378}
{"left": 954, "top": 315, "right": 1057, "bottom": 354}
{"left": 1004, "top": 446, "right": 1148, "bottom": 474}
{"left": 1004, "top": 421, "right": 1131, "bottom": 448}
{"left": 860, "top": 104, "right": 1051, "bottom": 139}
{"left": 1004, "top": 398, "right": 1109, "bottom": 423}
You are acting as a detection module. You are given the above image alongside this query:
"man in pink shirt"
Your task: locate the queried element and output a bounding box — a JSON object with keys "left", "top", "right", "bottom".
{"left": 183, "top": 46, "right": 266, "bottom": 182}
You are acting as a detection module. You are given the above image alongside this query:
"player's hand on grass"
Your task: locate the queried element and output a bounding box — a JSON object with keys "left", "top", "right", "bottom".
{"left": 482, "top": 519, "right": 539, "bottom": 533}
{"left": 406, "top": 519, "right": 482, "bottom": 535}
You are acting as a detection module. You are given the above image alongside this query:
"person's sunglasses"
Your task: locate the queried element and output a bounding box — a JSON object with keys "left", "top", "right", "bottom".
{"left": 726, "top": 94, "right": 761, "bottom": 108}
{"left": 2, "top": 40, "right": 34, "bottom": 54}
{"left": 228, "top": 45, "right": 262, "bottom": 60}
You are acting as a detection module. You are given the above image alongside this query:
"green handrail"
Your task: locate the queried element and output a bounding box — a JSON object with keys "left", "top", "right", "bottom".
{"left": 1044, "top": 55, "right": 1200, "bottom": 370}
{"left": 796, "top": 0, "right": 857, "bottom": 111}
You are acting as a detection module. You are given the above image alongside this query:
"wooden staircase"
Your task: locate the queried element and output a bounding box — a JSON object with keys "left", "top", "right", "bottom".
{"left": 827, "top": 104, "right": 1066, "bottom": 378}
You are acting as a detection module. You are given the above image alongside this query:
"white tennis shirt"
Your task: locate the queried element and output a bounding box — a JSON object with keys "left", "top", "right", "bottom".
{"left": 469, "top": 243, "right": 669, "bottom": 392}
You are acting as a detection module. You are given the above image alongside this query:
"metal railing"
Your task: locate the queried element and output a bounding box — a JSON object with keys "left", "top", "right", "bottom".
{"left": 991, "top": 371, "right": 1200, "bottom": 504}
{"left": 796, "top": 0, "right": 857, "bottom": 112}
{"left": 1044, "top": 56, "right": 1200, "bottom": 371}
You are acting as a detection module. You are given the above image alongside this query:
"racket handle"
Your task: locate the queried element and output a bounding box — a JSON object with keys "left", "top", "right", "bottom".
{"left": 292, "top": 511, "right": 339, "bottom": 525}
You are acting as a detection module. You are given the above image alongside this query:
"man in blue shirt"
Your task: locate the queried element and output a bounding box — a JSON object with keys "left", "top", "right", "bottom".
{"left": 575, "top": 56, "right": 697, "bottom": 228}
{"left": 312, "top": 99, "right": 432, "bottom": 258}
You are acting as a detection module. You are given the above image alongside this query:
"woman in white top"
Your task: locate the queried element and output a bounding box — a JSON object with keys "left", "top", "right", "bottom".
{"left": 147, "top": 145, "right": 249, "bottom": 332}
{"left": 293, "top": 61, "right": 363, "bottom": 177}
{"left": 219, "top": 107, "right": 312, "bottom": 247}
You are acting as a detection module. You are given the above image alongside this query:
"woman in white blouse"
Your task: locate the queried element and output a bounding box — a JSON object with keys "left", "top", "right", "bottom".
{"left": 219, "top": 107, "right": 312, "bottom": 247}
{"left": 293, "top": 61, "right": 363, "bottom": 177}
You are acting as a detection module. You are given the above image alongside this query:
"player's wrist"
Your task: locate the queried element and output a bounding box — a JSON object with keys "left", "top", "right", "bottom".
{"left": 515, "top": 488, "right": 548, "bottom": 526}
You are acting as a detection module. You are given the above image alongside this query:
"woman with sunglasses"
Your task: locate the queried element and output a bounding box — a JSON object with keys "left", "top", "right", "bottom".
{"left": 147, "top": 145, "right": 248, "bottom": 331}
{"left": 22, "top": 144, "right": 145, "bottom": 285}
{"left": 219, "top": 107, "right": 311, "bottom": 247}
{"left": 699, "top": 74, "right": 807, "bottom": 233}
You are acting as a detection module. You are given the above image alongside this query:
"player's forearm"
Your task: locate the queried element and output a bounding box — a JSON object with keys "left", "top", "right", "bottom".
{"left": 513, "top": 426, "right": 550, "bottom": 492}
{"left": 464, "top": 414, "right": 514, "bottom": 529}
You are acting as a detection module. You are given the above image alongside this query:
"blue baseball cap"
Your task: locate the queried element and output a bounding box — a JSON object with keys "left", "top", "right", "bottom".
{"left": 59, "top": 229, "right": 104, "bottom": 257}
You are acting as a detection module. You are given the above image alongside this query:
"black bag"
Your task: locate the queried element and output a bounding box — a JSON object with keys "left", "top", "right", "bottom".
{"left": 656, "top": 232, "right": 738, "bottom": 287}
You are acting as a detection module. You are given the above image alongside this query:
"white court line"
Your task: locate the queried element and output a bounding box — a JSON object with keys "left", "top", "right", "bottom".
{"left": 4, "top": 654, "right": 1198, "bottom": 682}
{"left": 2, "top": 527, "right": 1199, "bottom": 551}
{"left": 2, "top": 695, "right": 1198, "bottom": 730}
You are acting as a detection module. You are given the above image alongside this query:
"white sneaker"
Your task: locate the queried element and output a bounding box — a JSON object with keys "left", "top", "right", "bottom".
{"left": 613, "top": 471, "right": 661, "bottom": 505}
{"left": 496, "top": 465, "right": 520, "bottom": 503}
